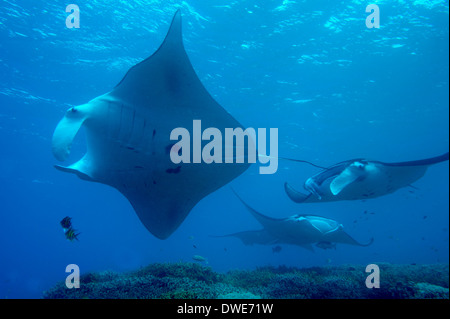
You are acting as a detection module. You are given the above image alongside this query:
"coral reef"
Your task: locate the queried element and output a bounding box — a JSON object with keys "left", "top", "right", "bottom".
{"left": 43, "top": 262, "right": 449, "bottom": 299}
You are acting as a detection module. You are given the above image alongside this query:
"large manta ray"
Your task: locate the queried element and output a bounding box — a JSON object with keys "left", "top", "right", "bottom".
{"left": 285, "top": 152, "right": 449, "bottom": 203}
{"left": 215, "top": 192, "right": 373, "bottom": 251}
{"left": 52, "top": 11, "right": 250, "bottom": 239}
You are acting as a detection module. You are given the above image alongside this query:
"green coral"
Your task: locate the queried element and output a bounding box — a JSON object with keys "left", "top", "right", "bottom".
{"left": 414, "top": 282, "right": 449, "bottom": 299}
{"left": 131, "top": 262, "right": 221, "bottom": 284}
{"left": 43, "top": 262, "right": 449, "bottom": 299}
{"left": 224, "top": 267, "right": 276, "bottom": 292}
{"left": 218, "top": 291, "right": 262, "bottom": 299}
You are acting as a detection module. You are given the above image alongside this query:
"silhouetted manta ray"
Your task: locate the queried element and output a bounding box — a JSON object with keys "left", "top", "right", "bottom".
{"left": 285, "top": 152, "right": 449, "bottom": 203}
{"left": 52, "top": 11, "right": 250, "bottom": 239}
{"left": 214, "top": 192, "right": 373, "bottom": 251}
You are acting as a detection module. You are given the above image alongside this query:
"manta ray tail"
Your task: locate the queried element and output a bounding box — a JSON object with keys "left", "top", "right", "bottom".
{"left": 278, "top": 157, "right": 327, "bottom": 169}
{"left": 284, "top": 182, "right": 311, "bottom": 203}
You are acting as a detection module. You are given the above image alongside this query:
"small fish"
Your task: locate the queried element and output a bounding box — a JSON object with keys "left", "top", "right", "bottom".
{"left": 192, "top": 255, "right": 207, "bottom": 263}
{"left": 65, "top": 228, "right": 80, "bottom": 242}
{"left": 60, "top": 216, "right": 80, "bottom": 241}
{"left": 60, "top": 216, "right": 72, "bottom": 230}
{"left": 316, "top": 241, "right": 337, "bottom": 250}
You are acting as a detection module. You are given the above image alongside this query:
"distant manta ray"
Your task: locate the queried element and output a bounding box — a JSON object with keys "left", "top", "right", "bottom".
{"left": 285, "top": 152, "right": 449, "bottom": 203}
{"left": 52, "top": 11, "right": 250, "bottom": 239}
{"left": 214, "top": 191, "right": 373, "bottom": 251}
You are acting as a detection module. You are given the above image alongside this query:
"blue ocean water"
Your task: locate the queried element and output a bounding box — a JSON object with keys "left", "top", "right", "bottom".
{"left": 0, "top": 0, "right": 448, "bottom": 299}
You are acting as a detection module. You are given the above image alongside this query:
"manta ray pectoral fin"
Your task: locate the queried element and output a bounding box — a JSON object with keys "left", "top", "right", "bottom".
{"left": 382, "top": 152, "right": 449, "bottom": 167}
{"left": 52, "top": 107, "right": 88, "bottom": 162}
{"left": 342, "top": 236, "right": 374, "bottom": 247}
{"left": 327, "top": 229, "right": 374, "bottom": 247}
{"left": 329, "top": 166, "right": 362, "bottom": 196}
{"left": 231, "top": 189, "right": 284, "bottom": 228}
{"left": 284, "top": 182, "right": 311, "bottom": 203}
{"left": 359, "top": 237, "right": 374, "bottom": 247}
